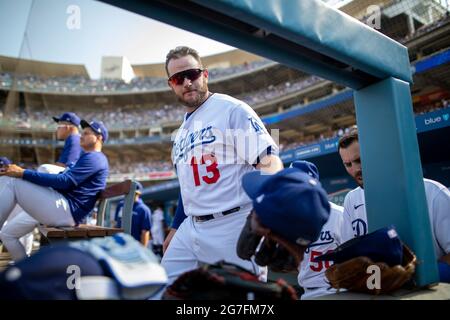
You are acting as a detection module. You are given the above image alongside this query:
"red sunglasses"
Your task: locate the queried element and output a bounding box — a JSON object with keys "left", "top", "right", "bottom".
{"left": 168, "top": 68, "right": 204, "bottom": 86}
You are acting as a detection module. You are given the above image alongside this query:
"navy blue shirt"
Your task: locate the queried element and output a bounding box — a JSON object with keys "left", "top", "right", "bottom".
{"left": 23, "top": 151, "right": 109, "bottom": 224}
{"left": 58, "top": 134, "right": 81, "bottom": 167}
{"left": 115, "top": 199, "right": 152, "bottom": 242}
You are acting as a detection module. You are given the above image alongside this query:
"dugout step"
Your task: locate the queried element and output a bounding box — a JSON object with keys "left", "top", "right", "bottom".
{"left": 313, "top": 283, "right": 450, "bottom": 300}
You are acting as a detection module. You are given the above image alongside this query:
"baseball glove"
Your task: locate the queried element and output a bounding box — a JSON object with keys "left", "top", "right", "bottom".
{"left": 325, "top": 244, "right": 417, "bottom": 295}
{"left": 162, "top": 260, "right": 298, "bottom": 300}
{"left": 237, "top": 212, "right": 304, "bottom": 272}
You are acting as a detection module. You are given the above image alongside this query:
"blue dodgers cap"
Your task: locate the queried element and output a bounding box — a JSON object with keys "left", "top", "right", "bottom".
{"left": 0, "top": 244, "right": 104, "bottom": 300}
{"left": 242, "top": 168, "right": 331, "bottom": 245}
{"left": 0, "top": 157, "right": 12, "bottom": 166}
{"left": 290, "top": 160, "right": 320, "bottom": 180}
{"left": 135, "top": 181, "right": 143, "bottom": 193}
{"left": 52, "top": 112, "right": 81, "bottom": 126}
{"left": 80, "top": 120, "right": 109, "bottom": 143}
{"left": 315, "top": 226, "right": 403, "bottom": 267}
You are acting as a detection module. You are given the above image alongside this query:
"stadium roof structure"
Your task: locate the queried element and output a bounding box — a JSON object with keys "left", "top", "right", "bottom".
{"left": 100, "top": 0, "right": 439, "bottom": 287}
{"left": 0, "top": 55, "right": 89, "bottom": 78}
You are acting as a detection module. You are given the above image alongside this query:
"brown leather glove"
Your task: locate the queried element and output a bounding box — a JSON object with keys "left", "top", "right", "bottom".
{"left": 325, "top": 244, "right": 417, "bottom": 295}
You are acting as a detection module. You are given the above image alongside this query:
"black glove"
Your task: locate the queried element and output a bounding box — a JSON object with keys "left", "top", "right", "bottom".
{"left": 237, "top": 212, "right": 304, "bottom": 272}
{"left": 162, "top": 260, "right": 298, "bottom": 300}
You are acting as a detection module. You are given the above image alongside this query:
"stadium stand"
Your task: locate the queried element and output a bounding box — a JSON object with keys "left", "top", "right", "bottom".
{"left": 1, "top": 0, "right": 449, "bottom": 187}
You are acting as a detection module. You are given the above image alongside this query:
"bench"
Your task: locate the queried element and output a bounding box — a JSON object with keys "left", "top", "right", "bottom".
{"left": 39, "top": 179, "right": 138, "bottom": 244}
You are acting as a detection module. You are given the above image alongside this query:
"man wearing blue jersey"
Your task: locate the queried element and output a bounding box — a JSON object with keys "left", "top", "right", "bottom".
{"left": 114, "top": 182, "right": 152, "bottom": 246}
{"left": 38, "top": 112, "right": 82, "bottom": 174}
{"left": 0, "top": 120, "right": 109, "bottom": 261}
{"left": 3, "top": 113, "right": 83, "bottom": 257}
{"left": 53, "top": 112, "right": 82, "bottom": 168}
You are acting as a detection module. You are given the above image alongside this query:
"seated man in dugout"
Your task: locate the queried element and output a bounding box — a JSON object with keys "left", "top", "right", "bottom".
{"left": 0, "top": 120, "right": 109, "bottom": 262}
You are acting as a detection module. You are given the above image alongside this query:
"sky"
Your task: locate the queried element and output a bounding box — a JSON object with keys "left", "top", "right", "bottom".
{"left": 4, "top": 0, "right": 435, "bottom": 79}
{"left": 0, "top": 0, "right": 236, "bottom": 78}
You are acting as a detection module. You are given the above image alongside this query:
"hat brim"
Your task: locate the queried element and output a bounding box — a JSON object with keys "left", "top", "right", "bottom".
{"left": 242, "top": 171, "right": 273, "bottom": 199}
{"left": 242, "top": 168, "right": 314, "bottom": 199}
{"left": 52, "top": 117, "right": 60, "bottom": 123}
{"left": 80, "top": 119, "right": 91, "bottom": 129}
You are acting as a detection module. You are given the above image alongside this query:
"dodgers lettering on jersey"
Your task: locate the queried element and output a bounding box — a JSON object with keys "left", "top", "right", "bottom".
{"left": 342, "top": 179, "right": 450, "bottom": 258}
{"left": 172, "top": 93, "right": 278, "bottom": 216}
{"left": 298, "top": 202, "right": 344, "bottom": 299}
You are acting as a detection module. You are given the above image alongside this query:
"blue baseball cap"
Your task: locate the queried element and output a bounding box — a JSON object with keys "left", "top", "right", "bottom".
{"left": 290, "top": 160, "right": 320, "bottom": 180}
{"left": 242, "top": 168, "right": 331, "bottom": 246}
{"left": 314, "top": 226, "right": 403, "bottom": 267}
{"left": 135, "top": 181, "right": 143, "bottom": 193}
{"left": 80, "top": 120, "right": 108, "bottom": 143}
{"left": 0, "top": 157, "right": 11, "bottom": 166}
{"left": 0, "top": 244, "right": 104, "bottom": 300}
{"left": 52, "top": 112, "right": 81, "bottom": 126}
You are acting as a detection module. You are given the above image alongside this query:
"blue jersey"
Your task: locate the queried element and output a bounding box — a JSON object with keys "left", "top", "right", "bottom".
{"left": 115, "top": 199, "right": 152, "bottom": 242}
{"left": 58, "top": 134, "right": 81, "bottom": 167}
{"left": 23, "top": 151, "right": 109, "bottom": 224}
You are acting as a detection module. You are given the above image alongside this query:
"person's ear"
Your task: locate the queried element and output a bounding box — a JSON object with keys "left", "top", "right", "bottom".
{"left": 167, "top": 79, "right": 174, "bottom": 90}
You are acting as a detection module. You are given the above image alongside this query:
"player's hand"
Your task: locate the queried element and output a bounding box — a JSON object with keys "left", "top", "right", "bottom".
{"left": 0, "top": 164, "right": 25, "bottom": 178}
{"left": 163, "top": 228, "right": 177, "bottom": 254}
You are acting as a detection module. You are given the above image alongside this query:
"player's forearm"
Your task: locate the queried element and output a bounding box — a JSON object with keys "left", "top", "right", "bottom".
{"left": 141, "top": 231, "right": 150, "bottom": 247}
{"left": 256, "top": 154, "right": 284, "bottom": 174}
{"left": 163, "top": 228, "right": 177, "bottom": 254}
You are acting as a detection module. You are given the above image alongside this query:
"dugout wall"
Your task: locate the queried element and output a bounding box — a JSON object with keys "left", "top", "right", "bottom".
{"left": 100, "top": 0, "right": 440, "bottom": 287}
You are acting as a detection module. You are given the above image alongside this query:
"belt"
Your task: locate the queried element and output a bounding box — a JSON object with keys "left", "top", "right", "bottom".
{"left": 194, "top": 207, "right": 241, "bottom": 222}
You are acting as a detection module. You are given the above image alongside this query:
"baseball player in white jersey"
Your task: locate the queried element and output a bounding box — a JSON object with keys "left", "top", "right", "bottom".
{"left": 160, "top": 46, "right": 283, "bottom": 284}
{"left": 338, "top": 127, "right": 450, "bottom": 282}
{"left": 150, "top": 205, "right": 165, "bottom": 257}
{"left": 289, "top": 160, "right": 345, "bottom": 299}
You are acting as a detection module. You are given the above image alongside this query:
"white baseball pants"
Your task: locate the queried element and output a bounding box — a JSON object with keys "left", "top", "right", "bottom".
{"left": 0, "top": 176, "right": 75, "bottom": 261}
{"left": 1, "top": 164, "right": 66, "bottom": 260}
{"left": 161, "top": 209, "right": 266, "bottom": 285}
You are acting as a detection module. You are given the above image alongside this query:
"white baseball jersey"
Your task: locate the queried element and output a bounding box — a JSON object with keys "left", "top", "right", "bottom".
{"left": 151, "top": 208, "right": 165, "bottom": 246}
{"left": 298, "top": 202, "right": 345, "bottom": 299}
{"left": 342, "top": 179, "right": 450, "bottom": 258}
{"left": 172, "top": 93, "right": 278, "bottom": 216}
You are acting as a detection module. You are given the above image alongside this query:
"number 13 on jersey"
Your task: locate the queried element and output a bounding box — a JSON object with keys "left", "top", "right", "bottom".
{"left": 190, "top": 153, "right": 221, "bottom": 186}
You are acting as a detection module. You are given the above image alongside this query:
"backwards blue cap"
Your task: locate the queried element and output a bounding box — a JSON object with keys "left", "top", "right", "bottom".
{"left": 53, "top": 112, "right": 80, "bottom": 126}
{"left": 315, "top": 226, "right": 403, "bottom": 266}
{"left": 0, "top": 157, "right": 12, "bottom": 166}
{"left": 80, "top": 120, "right": 109, "bottom": 143}
{"left": 242, "top": 168, "right": 330, "bottom": 246}
{"left": 135, "top": 181, "right": 143, "bottom": 193}
{"left": 290, "top": 160, "right": 320, "bottom": 180}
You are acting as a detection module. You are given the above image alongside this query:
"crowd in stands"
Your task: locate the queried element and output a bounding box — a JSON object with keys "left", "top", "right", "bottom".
{"left": 109, "top": 160, "right": 173, "bottom": 175}
{"left": 0, "top": 104, "right": 186, "bottom": 130}
{"left": 415, "top": 98, "right": 449, "bottom": 115}
{"left": 0, "top": 59, "right": 273, "bottom": 94}
{"left": 279, "top": 126, "right": 354, "bottom": 152}
{"left": 0, "top": 75, "right": 325, "bottom": 130}
{"left": 241, "top": 75, "right": 322, "bottom": 105}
